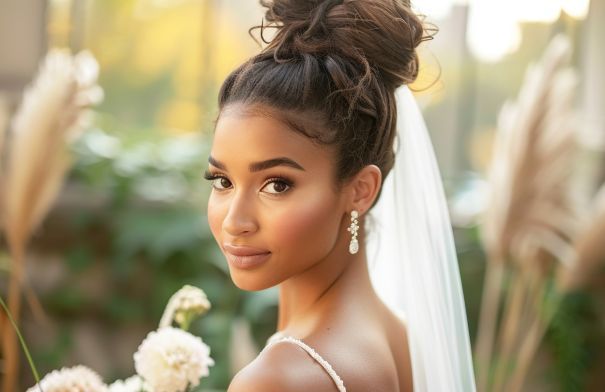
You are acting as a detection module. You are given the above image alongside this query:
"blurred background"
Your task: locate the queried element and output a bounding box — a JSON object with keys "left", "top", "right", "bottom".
{"left": 0, "top": 0, "right": 604, "bottom": 391}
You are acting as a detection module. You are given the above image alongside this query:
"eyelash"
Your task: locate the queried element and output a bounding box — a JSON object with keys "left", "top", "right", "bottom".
{"left": 203, "top": 170, "right": 294, "bottom": 195}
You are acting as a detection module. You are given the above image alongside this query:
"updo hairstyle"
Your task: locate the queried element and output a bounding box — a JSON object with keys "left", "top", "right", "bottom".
{"left": 216, "top": 0, "right": 435, "bottom": 203}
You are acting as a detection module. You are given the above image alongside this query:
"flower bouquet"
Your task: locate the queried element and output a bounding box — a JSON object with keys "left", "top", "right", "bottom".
{"left": 20, "top": 285, "right": 216, "bottom": 392}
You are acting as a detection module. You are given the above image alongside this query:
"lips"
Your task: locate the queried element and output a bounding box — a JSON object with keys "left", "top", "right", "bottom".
{"left": 223, "top": 244, "right": 271, "bottom": 269}
{"left": 223, "top": 244, "right": 270, "bottom": 256}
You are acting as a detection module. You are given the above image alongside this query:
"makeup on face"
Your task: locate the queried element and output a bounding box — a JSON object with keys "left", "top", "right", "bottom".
{"left": 205, "top": 108, "right": 346, "bottom": 290}
{"left": 222, "top": 243, "right": 272, "bottom": 270}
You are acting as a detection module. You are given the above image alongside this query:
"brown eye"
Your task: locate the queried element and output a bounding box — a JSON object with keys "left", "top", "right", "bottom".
{"left": 261, "top": 179, "right": 291, "bottom": 194}
{"left": 212, "top": 177, "right": 232, "bottom": 190}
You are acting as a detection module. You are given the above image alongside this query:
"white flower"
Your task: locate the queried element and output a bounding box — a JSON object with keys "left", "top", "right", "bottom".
{"left": 26, "top": 365, "right": 108, "bottom": 392}
{"left": 134, "top": 327, "right": 215, "bottom": 392}
{"left": 159, "top": 285, "right": 211, "bottom": 329}
{"left": 108, "top": 375, "right": 147, "bottom": 392}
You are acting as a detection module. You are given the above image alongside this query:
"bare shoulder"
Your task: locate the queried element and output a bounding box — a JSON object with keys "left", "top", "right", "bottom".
{"left": 384, "top": 309, "right": 413, "bottom": 392}
{"left": 227, "top": 340, "right": 339, "bottom": 392}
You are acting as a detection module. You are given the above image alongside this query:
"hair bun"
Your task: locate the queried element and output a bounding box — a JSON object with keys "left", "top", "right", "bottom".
{"left": 261, "top": 0, "right": 342, "bottom": 39}
{"left": 256, "top": 0, "right": 434, "bottom": 88}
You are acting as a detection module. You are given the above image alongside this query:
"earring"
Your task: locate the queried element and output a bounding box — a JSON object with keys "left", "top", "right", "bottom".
{"left": 347, "top": 210, "right": 359, "bottom": 254}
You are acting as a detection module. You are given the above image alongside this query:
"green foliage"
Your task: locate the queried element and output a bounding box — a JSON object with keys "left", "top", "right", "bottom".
{"left": 65, "top": 245, "right": 95, "bottom": 273}
{"left": 46, "top": 286, "right": 91, "bottom": 316}
{"left": 544, "top": 292, "right": 601, "bottom": 392}
{"left": 32, "top": 329, "right": 73, "bottom": 379}
{"left": 453, "top": 223, "right": 486, "bottom": 342}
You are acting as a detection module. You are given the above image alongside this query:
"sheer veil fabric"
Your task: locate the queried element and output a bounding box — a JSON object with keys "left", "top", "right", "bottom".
{"left": 366, "top": 86, "right": 477, "bottom": 391}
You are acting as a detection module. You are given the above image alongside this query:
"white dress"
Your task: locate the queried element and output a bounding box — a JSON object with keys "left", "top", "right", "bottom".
{"left": 263, "top": 331, "right": 347, "bottom": 392}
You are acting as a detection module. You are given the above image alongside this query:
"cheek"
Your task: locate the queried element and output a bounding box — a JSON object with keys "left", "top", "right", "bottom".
{"left": 207, "top": 194, "right": 225, "bottom": 242}
{"left": 269, "top": 191, "right": 342, "bottom": 256}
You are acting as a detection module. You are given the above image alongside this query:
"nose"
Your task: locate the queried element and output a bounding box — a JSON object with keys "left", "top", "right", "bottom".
{"left": 222, "top": 191, "right": 258, "bottom": 237}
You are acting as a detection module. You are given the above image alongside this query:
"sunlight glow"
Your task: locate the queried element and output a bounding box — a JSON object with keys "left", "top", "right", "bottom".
{"left": 466, "top": 2, "right": 522, "bottom": 63}
{"left": 462, "top": 0, "right": 590, "bottom": 62}
{"left": 512, "top": 0, "right": 562, "bottom": 22}
{"left": 560, "top": 0, "right": 590, "bottom": 18}
{"left": 412, "top": 0, "right": 456, "bottom": 20}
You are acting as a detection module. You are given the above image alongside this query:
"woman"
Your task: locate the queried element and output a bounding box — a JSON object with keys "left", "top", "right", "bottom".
{"left": 204, "top": 0, "right": 476, "bottom": 390}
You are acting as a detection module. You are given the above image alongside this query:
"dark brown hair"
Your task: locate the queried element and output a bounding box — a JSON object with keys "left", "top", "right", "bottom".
{"left": 216, "top": 0, "right": 435, "bottom": 203}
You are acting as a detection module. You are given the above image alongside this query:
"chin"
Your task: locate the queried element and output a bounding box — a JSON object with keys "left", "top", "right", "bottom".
{"left": 229, "top": 270, "right": 278, "bottom": 292}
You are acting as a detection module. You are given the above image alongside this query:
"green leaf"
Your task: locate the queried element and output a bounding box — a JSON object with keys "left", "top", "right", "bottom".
{"left": 65, "top": 246, "right": 94, "bottom": 273}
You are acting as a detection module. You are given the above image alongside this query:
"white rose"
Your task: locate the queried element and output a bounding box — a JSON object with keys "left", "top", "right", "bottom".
{"left": 108, "top": 375, "right": 147, "bottom": 392}
{"left": 26, "top": 365, "right": 108, "bottom": 392}
{"left": 134, "top": 326, "right": 215, "bottom": 392}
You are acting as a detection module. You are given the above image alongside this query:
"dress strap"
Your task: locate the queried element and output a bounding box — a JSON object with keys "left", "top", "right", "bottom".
{"left": 264, "top": 332, "right": 347, "bottom": 392}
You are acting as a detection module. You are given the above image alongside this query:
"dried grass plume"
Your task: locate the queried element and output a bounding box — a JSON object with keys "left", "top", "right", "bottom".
{"left": 475, "top": 34, "right": 583, "bottom": 392}
{"left": 1, "top": 48, "right": 103, "bottom": 392}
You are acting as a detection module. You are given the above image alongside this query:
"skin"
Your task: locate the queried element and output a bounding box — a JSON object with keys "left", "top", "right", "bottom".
{"left": 207, "top": 102, "right": 413, "bottom": 392}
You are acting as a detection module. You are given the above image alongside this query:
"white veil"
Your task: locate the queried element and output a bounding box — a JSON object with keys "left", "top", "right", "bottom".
{"left": 366, "top": 86, "right": 477, "bottom": 391}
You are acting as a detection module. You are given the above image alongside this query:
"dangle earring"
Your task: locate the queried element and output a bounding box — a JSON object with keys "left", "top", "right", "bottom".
{"left": 347, "top": 210, "right": 359, "bottom": 254}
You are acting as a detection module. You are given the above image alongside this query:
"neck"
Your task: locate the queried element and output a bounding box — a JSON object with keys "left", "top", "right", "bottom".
{"left": 276, "top": 227, "right": 378, "bottom": 336}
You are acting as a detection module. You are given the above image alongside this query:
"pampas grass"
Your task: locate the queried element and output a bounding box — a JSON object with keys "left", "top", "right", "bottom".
{"left": 0, "top": 48, "right": 102, "bottom": 392}
{"left": 0, "top": 95, "right": 8, "bottom": 175}
{"left": 557, "top": 184, "right": 605, "bottom": 292}
{"left": 0, "top": 95, "right": 8, "bottom": 355}
{"left": 475, "top": 34, "right": 583, "bottom": 392}
{"left": 0, "top": 95, "right": 9, "bottom": 225}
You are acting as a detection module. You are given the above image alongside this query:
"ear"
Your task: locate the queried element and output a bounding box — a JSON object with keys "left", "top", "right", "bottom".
{"left": 347, "top": 164, "right": 382, "bottom": 215}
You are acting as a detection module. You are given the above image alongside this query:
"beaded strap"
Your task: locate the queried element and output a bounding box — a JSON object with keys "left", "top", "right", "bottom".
{"left": 264, "top": 332, "right": 347, "bottom": 392}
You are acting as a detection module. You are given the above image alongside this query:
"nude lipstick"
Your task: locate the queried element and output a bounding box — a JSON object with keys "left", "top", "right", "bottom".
{"left": 223, "top": 244, "right": 271, "bottom": 269}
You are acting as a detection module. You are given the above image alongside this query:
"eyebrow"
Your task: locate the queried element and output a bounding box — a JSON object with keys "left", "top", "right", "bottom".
{"left": 208, "top": 156, "right": 305, "bottom": 172}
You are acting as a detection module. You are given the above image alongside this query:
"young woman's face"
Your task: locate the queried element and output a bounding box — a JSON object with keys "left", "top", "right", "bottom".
{"left": 206, "top": 104, "right": 349, "bottom": 291}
